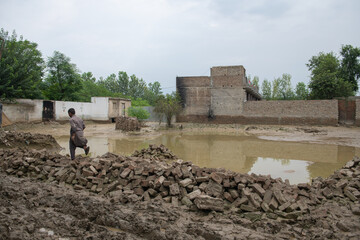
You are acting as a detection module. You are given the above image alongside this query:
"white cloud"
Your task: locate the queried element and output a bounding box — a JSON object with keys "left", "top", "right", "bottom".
{"left": 1, "top": 0, "right": 359, "bottom": 92}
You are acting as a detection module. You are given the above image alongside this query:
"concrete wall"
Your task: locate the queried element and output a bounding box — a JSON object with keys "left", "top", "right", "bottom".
{"left": 55, "top": 101, "right": 93, "bottom": 121}
{"left": 2, "top": 99, "right": 43, "bottom": 122}
{"left": 356, "top": 99, "right": 360, "bottom": 126}
{"left": 91, "top": 97, "right": 110, "bottom": 120}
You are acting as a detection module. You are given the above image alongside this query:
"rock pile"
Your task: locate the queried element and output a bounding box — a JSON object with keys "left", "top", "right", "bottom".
{"left": 0, "top": 131, "right": 60, "bottom": 150}
{"left": 1, "top": 147, "right": 359, "bottom": 221}
{"left": 115, "top": 116, "right": 141, "bottom": 131}
{"left": 132, "top": 144, "right": 177, "bottom": 161}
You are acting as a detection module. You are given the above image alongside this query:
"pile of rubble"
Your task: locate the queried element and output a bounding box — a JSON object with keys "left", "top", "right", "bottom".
{"left": 1, "top": 146, "right": 359, "bottom": 221}
{"left": 0, "top": 130, "right": 60, "bottom": 150}
{"left": 132, "top": 144, "right": 177, "bottom": 161}
{"left": 115, "top": 116, "right": 141, "bottom": 131}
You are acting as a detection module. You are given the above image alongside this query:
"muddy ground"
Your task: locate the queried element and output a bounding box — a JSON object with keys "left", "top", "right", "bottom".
{"left": 5, "top": 121, "right": 360, "bottom": 148}
{"left": 1, "top": 123, "right": 360, "bottom": 239}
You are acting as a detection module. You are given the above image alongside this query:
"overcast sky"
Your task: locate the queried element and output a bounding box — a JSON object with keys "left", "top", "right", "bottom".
{"left": 1, "top": 0, "right": 359, "bottom": 93}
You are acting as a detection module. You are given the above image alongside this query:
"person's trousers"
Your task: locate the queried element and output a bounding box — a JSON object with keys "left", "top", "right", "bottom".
{"left": 69, "top": 138, "right": 84, "bottom": 160}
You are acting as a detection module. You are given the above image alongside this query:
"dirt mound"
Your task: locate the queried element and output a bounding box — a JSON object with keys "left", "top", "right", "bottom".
{"left": 0, "top": 140, "right": 360, "bottom": 238}
{"left": 132, "top": 144, "right": 177, "bottom": 161}
{"left": 0, "top": 130, "right": 60, "bottom": 150}
{"left": 115, "top": 116, "right": 141, "bottom": 131}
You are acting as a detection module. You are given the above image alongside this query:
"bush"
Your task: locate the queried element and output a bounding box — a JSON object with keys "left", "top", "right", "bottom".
{"left": 127, "top": 106, "right": 150, "bottom": 121}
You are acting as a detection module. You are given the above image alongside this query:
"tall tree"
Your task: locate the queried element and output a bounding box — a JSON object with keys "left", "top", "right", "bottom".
{"left": 339, "top": 45, "right": 360, "bottom": 92}
{"left": 272, "top": 77, "right": 281, "bottom": 100}
{"left": 295, "top": 82, "right": 309, "bottom": 100}
{"left": 144, "top": 81, "right": 162, "bottom": 105}
{"left": 118, "top": 71, "right": 129, "bottom": 96}
{"left": 261, "top": 79, "right": 272, "bottom": 100}
{"left": 42, "top": 51, "right": 82, "bottom": 101}
{"left": 307, "top": 52, "right": 354, "bottom": 99}
{"left": 77, "top": 72, "right": 113, "bottom": 102}
{"left": 278, "top": 73, "right": 295, "bottom": 100}
{"left": 252, "top": 76, "right": 260, "bottom": 90}
{"left": 128, "top": 74, "right": 147, "bottom": 99}
{"left": 0, "top": 29, "right": 45, "bottom": 100}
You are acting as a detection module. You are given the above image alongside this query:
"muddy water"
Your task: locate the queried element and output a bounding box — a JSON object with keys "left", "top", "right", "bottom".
{"left": 56, "top": 133, "right": 360, "bottom": 184}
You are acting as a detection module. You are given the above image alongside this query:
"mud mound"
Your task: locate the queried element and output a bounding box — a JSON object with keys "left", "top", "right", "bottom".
{"left": 115, "top": 116, "right": 141, "bottom": 131}
{"left": 132, "top": 144, "right": 177, "bottom": 161}
{"left": 0, "top": 130, "right": 60, "bottom": 150}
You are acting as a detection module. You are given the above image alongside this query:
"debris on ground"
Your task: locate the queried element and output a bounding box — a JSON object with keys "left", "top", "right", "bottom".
{"left": 115, "top": 116, "right": 141, "bottom": 131}
{"left": 0, "top": 131, "right": 360, "bottom": 239}
{"left": 132, "top": 144, "right": 177, "bottom": 161}
{"left": 0, "top": 130, "right": 60, "bottom": 150}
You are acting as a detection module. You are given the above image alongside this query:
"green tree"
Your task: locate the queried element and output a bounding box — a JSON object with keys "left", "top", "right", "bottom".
{"left": 131, "top": 98, "right": 150, "bottom": 107}
{"left": 118, "top": 71, "right": 129, "bottom": 96}
{"left": 339, "top": 45, "right": 360, "bottom": 92}
{"left": 144, "top": 81, "right": 162, "bottom": 105}
{"left": 0, "top": 29, "right": 45, "bottom": 99}
{"left": 278, "top": 73, "right": 295, "bottom": 100}
{"left": 154, "top": 92, "right": 182, "bottom": 127}
{"left": 307, "top": 52, "right": 354, "bottom": 99}
{"left": 42, "top": 51, "right": 82, "bottom": 101}
{"left": 261, "top": 79, "right": 272, "bottom": 100}
{"left": 128, "top": 74, "right": 147, "bottom": 99}
{"left": 295, "top": 82, "right": 309, "bottom": 100}
{"left": 77, "top": 72, "right": 114, "bottom": 102}
{"left": 127, "top": 106, "right": 150, "bottom": 121}
{"left": 252, "top": 76, "right": 260, "bottom": 89}
{"left": 272, "top": 77, "right": 281, "bottom": 99}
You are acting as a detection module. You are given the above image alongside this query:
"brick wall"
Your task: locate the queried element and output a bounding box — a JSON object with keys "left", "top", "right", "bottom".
{"left": 356, "top": 99, "right": 360, "bottom": 126}
{"left": 242, "top": 100, "right": 339, "bottom": 125}
{"left": 176, "top": 77, "right": 211, "bottom": 116}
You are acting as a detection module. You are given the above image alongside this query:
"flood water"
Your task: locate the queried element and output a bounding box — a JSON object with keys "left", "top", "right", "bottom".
{"left": 56, "top": 133, "right": 360, "bottom": 184}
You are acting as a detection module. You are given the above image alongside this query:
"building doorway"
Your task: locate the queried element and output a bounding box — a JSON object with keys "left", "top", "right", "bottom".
{"left": 42, "top": 101, "right": 54, "bottom": 121}
{"left": 338, "top": 99, "right": 355, "bottom": 125}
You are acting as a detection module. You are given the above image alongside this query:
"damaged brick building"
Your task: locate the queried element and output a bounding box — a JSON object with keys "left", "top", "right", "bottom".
{"left": 177, "top": 65, "right": 261, "bottom": 123}
{"left": 177, "top": 65, "right": 359, "bottom": 126}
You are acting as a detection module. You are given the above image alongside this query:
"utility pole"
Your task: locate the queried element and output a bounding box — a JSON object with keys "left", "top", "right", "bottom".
{"left": 0, "top": 37, "right": 4, "bottom": 60}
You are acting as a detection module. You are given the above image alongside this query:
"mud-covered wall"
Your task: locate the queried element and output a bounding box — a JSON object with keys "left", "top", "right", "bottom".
{"left": 356, "top": 99, "right": 360, "bottom": 126}
{"left": 241, "top": 100, "right": 339, "bottom": 125}
{"left": 2, "top": 99, "right": 43, "bottom": 122}
{"left": 55, "top": 101, "right": 93, "bottom": 121}
{"left": 176, "top": 76, "right": 211, "bottom": 116}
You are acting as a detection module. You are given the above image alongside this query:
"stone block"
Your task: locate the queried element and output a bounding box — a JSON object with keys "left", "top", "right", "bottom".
{"left": 171, "top": 197, "right": 179, "bottom": 207}
{"left": 252, "top": 183, "right": 265, "bottom": 197}
{"left": 263, "top": 190, "right": 273, "bottom": 204}
{"left": 196, "top": 176, "right": 209, "bottom": 183}
{"left": 269, "top": 197, "right": 279, "bottom": 210}
{"left": 187, "top": 189, "right": 201, "bottom": 200}
{"left": 89, "top": 166, "right": 98, "bottom": 175}
{"left": 344, "top": 188, "right": 357, "bottom": 201}
{"left": 240, "top": 204, "right": 257, "bottom": 212}
{"left": 224, "top": 192, "right": 234, "bottom": 202}
{"left": 261, "top": 202, "right": 271, "bottom": 212}
{"left": 210, "top": 172, "right": 222, "bottom": 184}
{"left": 194, "top": 195, "right": 224, "bottom": 212}
{"left": 273, "top": 190, "right": 286, "bottom": 205}
{"left": 179, "top": 178, "right": 192, "bottom": 187}
{"left": 169, "top": 183, "right": 180, "bottom": 195}
{"left": 82, "top": 169, "right": 94, "bottom": 177}
{"left": 205, "top": 180, "right": 223, "bottom": 198}
{"left": 322, "top": 187, "right": 333, "bottom": 199}
{"left": 74, "top": 185, "right": 84, "bottom": 190}
{"left": 232, "top": 197, "right": 248, "bottom": 208}
{"left": 229, "top": 189, "right": 239, "bottom": 199}
{"left": 120, "top": 168, "right": 131, "bottom": 178}
{"left": 278, "top": 202, "right": 292, "bottom": 212}
{"left": 181, "top": 196, "right": 193, "bottom": 207}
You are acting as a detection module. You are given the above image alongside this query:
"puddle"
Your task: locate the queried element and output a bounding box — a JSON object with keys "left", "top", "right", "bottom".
{"left": 56, "top": 133, "right": 360, "bottom": 184}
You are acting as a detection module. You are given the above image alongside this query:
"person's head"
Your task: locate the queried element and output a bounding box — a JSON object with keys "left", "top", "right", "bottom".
{"left": 68, "top": 108, "right": 75, "bottom": 117}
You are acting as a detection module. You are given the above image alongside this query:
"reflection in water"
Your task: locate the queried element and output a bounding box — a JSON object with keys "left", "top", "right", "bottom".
{"left": 56, "top": 133, "right": 360, "bottom": 184}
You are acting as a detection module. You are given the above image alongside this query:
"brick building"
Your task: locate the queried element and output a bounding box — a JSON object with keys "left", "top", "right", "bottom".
{"left": 176, "top": 65, "right": 261, "bottom": 122}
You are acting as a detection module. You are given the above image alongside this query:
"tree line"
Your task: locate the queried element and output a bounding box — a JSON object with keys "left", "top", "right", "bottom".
{"left": 250, "top": 44, "right": 360, "bottom": 100}
{"left": 0, "top": 29, "right": 163, "bottom": 106}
